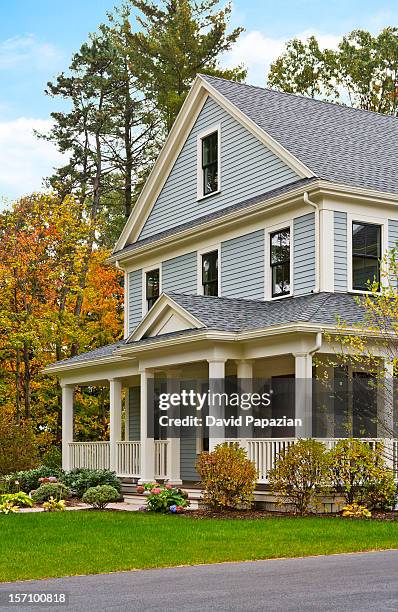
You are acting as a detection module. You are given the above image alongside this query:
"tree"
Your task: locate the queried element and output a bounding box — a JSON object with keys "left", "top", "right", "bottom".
{"left": 126, "top": 0, "right": 246, "bottom": 134}
{"left": 0, "top": 194, "right": 123, "bottom": 451}
{"left": 268, "top": 27, "right": 398, "bottom": 115}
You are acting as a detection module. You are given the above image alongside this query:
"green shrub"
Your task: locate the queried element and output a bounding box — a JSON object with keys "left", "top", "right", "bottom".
{"left": 0, "top": 414, "right": 39, "bottom": 475}
{"left": 196, "top": 442, "right": 257, "bottom": 510}
{"left": 268, "top": 439, "right": 329, "bottom": 515}
{"left": 328, "top": 439, "right": 397, "bottom": 509}
{"left": 82, "top": 485, "right": 120, "bottom": 509}
{"left": 31, "top": 483, "right": 69, "bottom": 504}
{"left": 141, "top": 483, "right": 189, "bottom": 513}
{"left": 41, "top": 447, "right": 62, "bottom": 470}
{"left": 61, "top": 469, "right": 121, "bottom": 498}
{"left": 0, "top": 492, "right": 33, "bottom": 508}
{"left": 4, "top": 466, "right": 62, "bottom": 493}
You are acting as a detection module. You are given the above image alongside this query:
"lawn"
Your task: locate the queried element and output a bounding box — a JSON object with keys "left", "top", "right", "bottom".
{"left": 0, "top": 511, "right": 397, "bottom": 582}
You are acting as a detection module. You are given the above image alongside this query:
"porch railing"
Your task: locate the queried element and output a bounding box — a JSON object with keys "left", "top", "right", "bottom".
{"left": 69, "top": 442, "right": 110, "bottom": 470}
{"left": 154, "top": 440, "right": 169, "bottom": 479}
{"left": 116, "top": 441, "right": 141, "bottom": 477}
{"left": 226, "top": 438, "right": 398, "bottom": 484}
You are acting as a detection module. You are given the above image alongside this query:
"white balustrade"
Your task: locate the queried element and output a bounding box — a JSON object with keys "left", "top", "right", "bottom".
{"left": 68, "top": 442, "right": 110, "bottom": 470}
{"left": 116, "top": 441, "right": 141, "bottom": 477}
{"left": 154, "top": 440, "right": 169, "bottom": 479}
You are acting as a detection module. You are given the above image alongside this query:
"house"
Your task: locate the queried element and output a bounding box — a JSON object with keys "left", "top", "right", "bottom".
{"left": 45, "top": 74, "right": 398, "bottom": 487}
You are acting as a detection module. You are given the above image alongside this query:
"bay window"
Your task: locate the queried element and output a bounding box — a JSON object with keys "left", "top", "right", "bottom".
{"left": 352, "top": 222, "right": 381, "bottom": 291}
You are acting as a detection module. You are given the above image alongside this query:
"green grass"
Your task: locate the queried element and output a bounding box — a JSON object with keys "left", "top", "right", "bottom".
{"left": 0, "top": 511, "right": 397, "bottom": 582}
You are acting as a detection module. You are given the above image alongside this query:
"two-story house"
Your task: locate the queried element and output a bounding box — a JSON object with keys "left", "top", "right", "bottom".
{"left": 46, "top": 74, "right": 398, "bottom": 487}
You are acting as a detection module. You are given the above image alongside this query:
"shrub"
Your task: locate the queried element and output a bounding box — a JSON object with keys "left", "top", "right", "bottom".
{"left": 61, "top": 469, "right": 121, "bottom": 498}
{"left": 0, "top": 414, "right": 39, "bottom": 476}
{"left": 43, "top": 497, "right": 66, "bottom": 512}
{"left": 41, "top": 447, "right": 62, "bottom": 470}
{"left": 0, "top": 501, "right": 19, "bottom": 514}
{"left": 4, "top": 466, "right": 62, "bottom": 493}
{"left": 31, "top": 483, "right": 69, "bottom": 504}
{"left": 268, "top": 439, "right": 329, "bottom": 515}
{"left": 0, "top": 492, "right": 33, "bottom": 508}
{"left": 142, "top": 483, "right": 189, "bottom": 513}
{"left": 328, "top": 439, "right": 397, "bottom": 509}
{"left": 342, "top": 503, "right": 371, "bottom": 518}
{"left": 196, "top": 443, "right": 257, "bottom": 510}
{"left": 82, "top": 485, "right": 119, "bottom": 509}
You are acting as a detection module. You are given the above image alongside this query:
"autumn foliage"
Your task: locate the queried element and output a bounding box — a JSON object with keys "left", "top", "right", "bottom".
{"left": 0, "top": 193, "right": 123, "bottom": 454}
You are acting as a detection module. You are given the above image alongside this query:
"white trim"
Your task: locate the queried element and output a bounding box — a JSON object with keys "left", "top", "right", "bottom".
{"left": 347, "top": 213, "right": 387, "bottom": 293}
{"left": 197, "top": 243, "right": 221, "bottom": 296}
{"left": 196, "top": 122, "right": 221, "bottom": 201}
{"left": 141, "top": 263, "right": 162, "bottom": 317}
{"left": 264, "top": 221, "right": 293, "bottom": 301}
{"left": 124, "top": 270, "right": 129, "bottom": 339}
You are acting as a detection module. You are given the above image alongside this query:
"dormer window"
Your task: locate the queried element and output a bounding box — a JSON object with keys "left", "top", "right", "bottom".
{"left": 197, "top": 125, "right": 220, "bottom": 199}
{"left": 145, "top": 268, "right": 160, "bottom": 310}
{"left": 270, "top": 228, "right": 291, "bottom": 297}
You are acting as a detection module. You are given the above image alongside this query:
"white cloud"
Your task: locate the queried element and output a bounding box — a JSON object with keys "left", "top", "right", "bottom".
{"left": 0, "top": 35, "right": 61, "bottom": 70}
{"left": 222, "top": 30, "right": 341, "bottom": 87}
{"left": 0, "top": 118, "right": 64, "bottom": 203}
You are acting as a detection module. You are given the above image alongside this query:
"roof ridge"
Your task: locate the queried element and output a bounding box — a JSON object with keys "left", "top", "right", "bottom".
{"left": 200, "top": 73, "right": 398, "bottom": 122}
{"left": 302, "top": 292, "right": 333, "bottom": 322}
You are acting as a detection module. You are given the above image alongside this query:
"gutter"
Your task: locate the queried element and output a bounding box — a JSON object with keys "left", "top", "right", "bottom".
{"left": 303, "top": 191, "right": 320, "bottom": 293}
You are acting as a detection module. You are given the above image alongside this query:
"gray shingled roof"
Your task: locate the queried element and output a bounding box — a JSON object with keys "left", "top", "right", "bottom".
{"left": 48, "top": 293, "right": 368, "bottom": 368}
{"left": 202, "top": 74, "right": 398, "bottom": 195}
{"left": 113, "top": 178, "right": 315, "bottom": 256}
{"left": 165, "top": 291, "right": 367, "bottom": 332}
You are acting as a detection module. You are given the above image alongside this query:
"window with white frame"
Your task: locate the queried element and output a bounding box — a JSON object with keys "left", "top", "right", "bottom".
{"left": 145, "top": 268, "right": 160, "bottom": 310}
{"left": 352, "top": 222, "right": 381, "bottom": 291}
{"left": 198, "top": 128, "right": 219, "bottom": 198}
{"left": 270, "top": 228, "right": 291, "bottom": 297}
{"left": 201, "top": 250, "right": 218, "bottom": 296}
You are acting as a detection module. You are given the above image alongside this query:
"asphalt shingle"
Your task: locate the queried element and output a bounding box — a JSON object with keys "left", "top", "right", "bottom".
{"left": 202, "top": 74, "right": 398, "bottom": 195}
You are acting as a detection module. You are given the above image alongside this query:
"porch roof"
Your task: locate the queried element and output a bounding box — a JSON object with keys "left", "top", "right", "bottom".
{"left": 46, "top": 291, "right": 368, "bottom": 372}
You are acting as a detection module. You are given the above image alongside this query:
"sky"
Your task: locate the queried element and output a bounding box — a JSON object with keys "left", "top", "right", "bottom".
{"left": 1, "top": 0, "right": 398, "bottom": 203}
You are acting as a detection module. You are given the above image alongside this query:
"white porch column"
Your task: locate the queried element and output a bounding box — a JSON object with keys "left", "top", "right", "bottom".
{"left": 208, "top": 359, "right": 226, "bottom": 450}
{"left": 378, "top": 360, "right": 394, "bottom": 469}
{"left": 236, "top": 359, "right": 254, "bottom": 441}
{"left": 166, "top": 370, "right": 182, "bottom": 484}
{"left": 124, "top": 388, "right": 130, "bottom": 441}
{"left": 61, "top": 383, "right": 74, "bottom": 471}
{"left": 293, "top": 352, "right": 313, "bottom": 437}
{"left": 139, "top": 369, "right": 155, "bottom": 483}
{"left": 109, "top": 379, "right": 123, "bottom": 473}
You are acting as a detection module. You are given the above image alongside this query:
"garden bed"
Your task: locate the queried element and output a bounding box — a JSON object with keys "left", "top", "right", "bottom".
{"left": 186, "top": 509, "right": 398, "bottom": 520}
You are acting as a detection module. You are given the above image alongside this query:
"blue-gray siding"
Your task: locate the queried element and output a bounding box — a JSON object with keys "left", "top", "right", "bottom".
{"left": 128, "top": 387, "right": 140, "bottom": 441}
{"left": 334, "top": 211, "right": 348, "bottom": 291}
{"left": 388, "top": 219, "right": 398, "bottom": 250}
{"left": 162, "top": 252, "right": 197, "bottom": 294}
{"left": 221, "top": 230, "right": 264, "bottom": 299}
{"left": 139, "top": 97, "right": 299, "bottom": 240}
{"left": 293, "top": 212, "right": 316, "bottom": 295}
{"left": 128, "top": 270, "right": 142, "bottom": 335}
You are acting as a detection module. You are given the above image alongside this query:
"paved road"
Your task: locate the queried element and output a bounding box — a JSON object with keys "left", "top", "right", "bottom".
{"left": 0, "top": 550, "right": 397, "bottom": 611}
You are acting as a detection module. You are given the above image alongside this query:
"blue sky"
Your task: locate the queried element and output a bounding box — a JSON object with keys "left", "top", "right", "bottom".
{"left": 1, "top": 0, "right": 397, "bottom": 202}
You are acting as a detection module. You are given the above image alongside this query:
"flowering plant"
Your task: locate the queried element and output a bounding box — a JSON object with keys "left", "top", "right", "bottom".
{"left": 140, "top": 483, "right": 189, "bottom": 513}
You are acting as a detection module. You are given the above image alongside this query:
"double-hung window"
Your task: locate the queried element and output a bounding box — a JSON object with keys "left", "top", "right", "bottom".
{"left": 201, "top": 131, "right": 218, "bottom": 196}
{"left": 202, "top": 250, "right": 218, "bottom": 296}
{"left": 270, "top": 228, "right": 291, "bottom": 297}
{"left": 352, "top": 222, "right": 381, "bottom": 291}
{"left": 145, "top": 268, "right": 160, "bottom": 310}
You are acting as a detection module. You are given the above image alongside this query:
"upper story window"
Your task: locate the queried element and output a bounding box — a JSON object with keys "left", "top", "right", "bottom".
{"left": 352, "top": 222, "right": 381, "bottom": 291}
{"left": 145, "top": 268, "right": 160, "bottom": 310}
{"left": 202, "top": 250, "right": 218, "bottom": 296}
{"left": 270, "top": 228, "right": 290, "bottom": 297}
{"left": 202, "top": 132, "right": 218, "bottom": 195}
{"left": 197, "top": 126, "right": 220, "bottom": 199}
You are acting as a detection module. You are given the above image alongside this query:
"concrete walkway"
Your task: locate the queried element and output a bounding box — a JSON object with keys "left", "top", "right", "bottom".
{"left": 0, "top": 550, "right": 397, "bottom": 611}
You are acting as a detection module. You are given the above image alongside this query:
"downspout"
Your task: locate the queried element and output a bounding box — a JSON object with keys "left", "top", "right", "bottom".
{"left": 309, "top": 331, "right": 322, "bottom": 356}
{"left": 303, "top": 191, "right": 320, "bottom": 293}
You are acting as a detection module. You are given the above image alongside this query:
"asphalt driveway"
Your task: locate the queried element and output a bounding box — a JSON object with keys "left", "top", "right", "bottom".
{"left": 0, "top": 550, "right": 397, "bottom": 611}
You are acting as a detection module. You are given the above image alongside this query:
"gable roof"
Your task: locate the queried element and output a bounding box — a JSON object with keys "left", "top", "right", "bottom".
{"left": 202, "top": 74, "right": 398, "bottom": 196}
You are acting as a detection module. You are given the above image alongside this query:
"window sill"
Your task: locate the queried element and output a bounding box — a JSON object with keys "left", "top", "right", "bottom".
{"left": 197, "top": 189, "right": 221, "bottom": 202}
